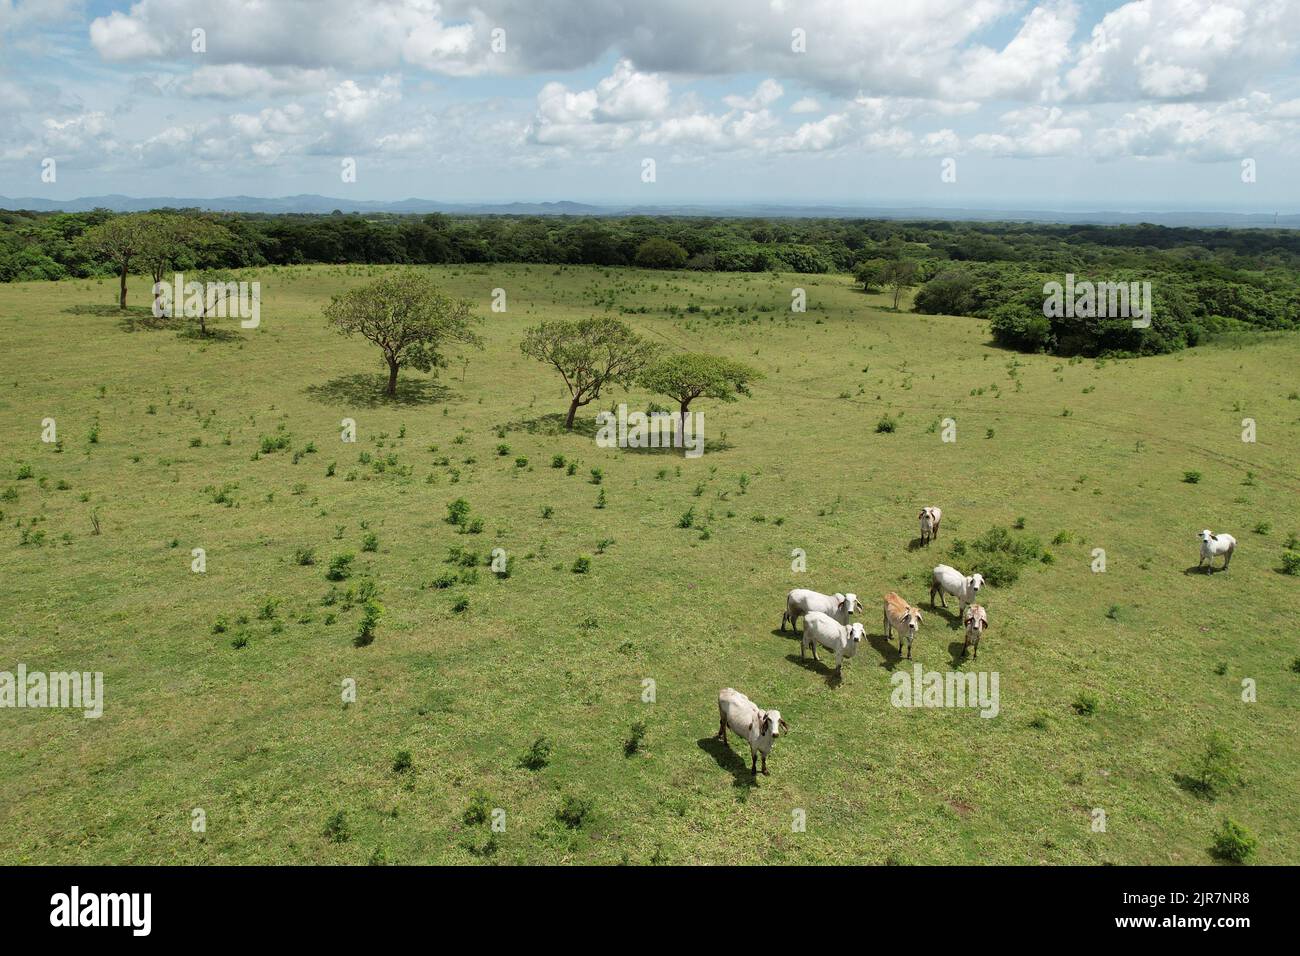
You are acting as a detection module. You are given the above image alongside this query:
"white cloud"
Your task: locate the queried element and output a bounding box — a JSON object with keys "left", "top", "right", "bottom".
{"left": 179, "top": 65, "right": 333, "bottom": 99}
{"left": 789, "top": 97, "right": 822, "bottom": 114}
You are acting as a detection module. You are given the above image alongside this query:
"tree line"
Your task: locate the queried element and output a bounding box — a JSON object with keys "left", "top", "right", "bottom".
{"left": 3, "top": 207, "right": 1298, "bottom": 356}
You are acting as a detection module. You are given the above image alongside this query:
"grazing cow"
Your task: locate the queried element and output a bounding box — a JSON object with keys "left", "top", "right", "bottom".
{"left": 930, "top": 565, "right": 985, "bottom": 616}
{"left": 1198, "top": 529, "right": 1236, "bottom": 572}
{"left": 781, "top": 588, "right": 861, "bottom": 634}
{"left": 800, "top": 612, "right": 866, "bottom": 676}
{"left": 716, "top": 687, "right": 788, "bottom": 777}
{"left": 919, "top": 506, "right": 942, "bottom": 545}
{"left": 883, "top": 592, "right": 923, "bottom": 660}
{"left": 962, "top": 604, "right": 988, "bottom": 659}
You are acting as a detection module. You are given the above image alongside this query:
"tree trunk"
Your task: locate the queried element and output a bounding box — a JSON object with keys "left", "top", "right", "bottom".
{"left": 565, "top": 396, "right": 581, "bottom": 430}
{"left": 386, "top": 359, "right": 399, "bottom": 396}
{"left": 119, "top": 264, "right": 128, "bottom": 310}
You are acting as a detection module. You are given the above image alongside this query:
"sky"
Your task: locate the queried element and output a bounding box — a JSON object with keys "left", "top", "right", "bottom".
{"left": 2, "top": 0, "right": 1299, "bottom": 210}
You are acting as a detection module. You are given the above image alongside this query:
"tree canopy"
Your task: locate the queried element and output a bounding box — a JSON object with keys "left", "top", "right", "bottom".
{"left": 324, "top": 272, "right": 481, "bottom": 396}
{"left": 520, "top": 317, "right": 658, "bottom": 429}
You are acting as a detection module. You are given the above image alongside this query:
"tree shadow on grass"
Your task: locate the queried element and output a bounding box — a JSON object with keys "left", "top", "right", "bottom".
{"left": 696, "top": 736, "right": 758, "bottom": 790}
{"left": 304, "top": 373, "right": 452, "bottom": 408}
{"left": 176, "top": 326, "right": 243, "bottom": 344}
{"left": 64, "top": 303, "right": 152, "bottom": 318}
{"left": 784, "top": 652, "right": 843, "bottom": 689}
{"left": 509, "top": 412, "right": 599, "bottom": 439}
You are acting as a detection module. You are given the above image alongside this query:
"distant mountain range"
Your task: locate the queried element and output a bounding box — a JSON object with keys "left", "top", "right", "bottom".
{"left": 2, "top": 194, "right": 1297, "bottom": 228}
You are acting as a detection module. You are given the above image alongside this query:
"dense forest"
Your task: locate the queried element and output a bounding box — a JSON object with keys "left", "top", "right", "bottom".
{"left": 2, "top": 207, "right": 1297, "bottom": 357}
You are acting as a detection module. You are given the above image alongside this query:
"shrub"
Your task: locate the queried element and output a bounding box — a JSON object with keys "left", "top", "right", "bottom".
{"left": 391, "top": 750, "right": 412, "bottom": 774}
{"left": 589, "top": 468, "right": 603, "bottom": 485}
{"left": 1280, "top": 552, "right": 1300, "bottom": 576}
{"left": 323, "top": 810, "right": 350, "bottom": 843}
{"left": 354, "top": 600, "right": 382, "bottom": 647}
{"left": 452, "top": 596, "right": 470, "bottom": 613}
{"left": 462, "top": 793, "right": 491, "bottom": 826}
{"left": 1253, "top": 521, "right": 1270, "bottom": 535}
{"left": 541, "top": 505, "right": 554, "bottom": 519}
{"left": 362, "top": 532, "right": 379, "bottom": 552}
{"left": 496, "top": 443, "right": 510, "bottom": 456}
{"left": 1183, "top": 470, "right": 1202, "bottom": 484}
{"left": 556, "top": 795, "right": 593, "bottom": 829}
{"left": 875, "top": 416, "right": 896, "bottom": 433}
{"left": 551, "top": 454, "right": 566, "bottom": 468}
{"left": 327, "top": 553, "right": 354, "bottom": 581}
{"left": 1071, "top": 692, "right": 1098, "bottom": 716}
{"left": 678, "top": 507, "right": 696, "bottom": 529}
{"left": 623, "top": 721, "right": 647, "bottom": 757}
{"left": 446, "top": 497, "right": 471, "bottom": 526}
{"left": 518, "top": 736, "right": 553, "bottom": 770}
{"left": 1185, "top": 732, "right": 1244, "bottom": 798}
{"left": 957, "top": 525, "right": 1043, "bottom": 587}
{"left": 293, "top": 547, "right": 316, "bottom": 566}
{"left": 1211, "top": 818, "right": 1257, "bottom": 863}
{"left": 572, "top": 555, "right": 591, "bottom": 574}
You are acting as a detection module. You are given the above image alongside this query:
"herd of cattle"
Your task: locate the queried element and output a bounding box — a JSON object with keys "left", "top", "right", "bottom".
{"left": 715, "top": 509, "right": 1241, "bottom": 778}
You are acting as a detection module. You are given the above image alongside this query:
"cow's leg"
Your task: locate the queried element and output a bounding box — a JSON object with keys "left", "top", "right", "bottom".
{"left": 751, "top": 752, "right": 758, "bottom": 776}
{"left": 760, "top": 754, "right": 769, "bottom": 776}
{"left": 717, "top": 717, "right": 727, "bottom": 742}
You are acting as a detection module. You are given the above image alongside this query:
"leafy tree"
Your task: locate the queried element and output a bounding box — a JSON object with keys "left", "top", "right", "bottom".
{"left": 854, "top": 258, "right": 886, "bottom": 292}
{"left": 138, "top": 215, "right": 228, "bottom": 312}
{"left": 520, "top": 317, "right": 657, "bottom": 429}
{"left": 634, "top": 237, "right": 688, "bottom": 269}
{"left": 639, "top": 352, "right": 761, "bottom": 434}
{"left": 324, "top": 272, "right": 481, "bottom": 396}
{"left": 882, "top": 259, "right": 918, "bottom": 310}
{"left": 78, "top": 214, "right": 154, "bottom": 308}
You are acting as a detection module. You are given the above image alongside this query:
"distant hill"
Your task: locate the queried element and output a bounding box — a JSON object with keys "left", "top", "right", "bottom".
{"left": 1, "top": 194, "right": 1297, "bottom": 228}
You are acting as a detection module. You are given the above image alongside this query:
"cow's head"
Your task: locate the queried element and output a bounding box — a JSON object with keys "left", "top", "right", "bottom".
{"left": 844, "top": 593, "right": 863, "bottom": 615}
{"left": 968, "top": 573, "right": 986, "bottom": 594}
{"left": 964, "top": 606, "right": 986, "bottom": 633}
{"left": 761, "top": 709, "right": 788, "bottom": 739}
{"left": 1199, "top": 529, "right": 1214, "bottom": 543}
{"left": 848, "top": 622, "right": 866, "bottom": 646}
{"left": 905, "top": 608, "right": 922, "bottom": 634}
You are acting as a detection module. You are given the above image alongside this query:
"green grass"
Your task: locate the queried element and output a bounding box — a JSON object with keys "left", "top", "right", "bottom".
{"left": 1, "top": 263, "right": 1298, "bottom": 865}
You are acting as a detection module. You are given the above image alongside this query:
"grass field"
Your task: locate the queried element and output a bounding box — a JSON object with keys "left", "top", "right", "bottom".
{"left": 1, "top": 263, "right": 1297, "bottom": 865}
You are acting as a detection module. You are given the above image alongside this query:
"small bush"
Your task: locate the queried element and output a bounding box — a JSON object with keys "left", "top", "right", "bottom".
{"left": 875, "top": 416, "right": 896, "bottom": 434}
{"left": 446, "top": 498, "right": 471, "bottom": 526}
{"left": 462, "top": 793, "right": 491, "bottom": 826}
{"left": 452, "top": 596, "right": 470, "bottom": 613}
{"left": 1185, "top": 732, "right": 1244, "bottom": 799}
{"left": 1210, "top": 818, "right": 1257, "bottom": 864}
{"left": 327, "top": 553, "right": 354, "bottom": 581}
{"left": 354, "top": 600, "right": 382, "bottom": 647}
{"left": 589, "top": 468, "right": 603, "bottom": 485}
{"left": 293, "top": 547, "right": 316, "bottom": 566}
{"left": 551, "top": 454, "right": 566, "bottom": 468}
{"left": 1280, "top": 552, "right": 1300, "bottom": 576}
{"left": 1182, "top": 470, "right": 1202, "bottom": 484}
{"left": 518, "top": 736, "right": 553, "bottom": 770}
{"left": 678, "top": 507, "right": 696, "bottom": 529}
{"left": 361, "top": 532, "right": 379, "bottom": 552}
{"left": 623, "top": 721, "right": 647, "bottom": 757}
{"left": 391, "top": 750, "right": 412, "bottom": 774}
{"left": 323, "top": 810, "right": 350, "bottom": 843}
{"left": 1071, "top": 692, "right": 1098, "bottom": 716}
{"left": 572, "top": 555, "right": 591, "bottom": 574}
{"left": 556, "top": 795, "right": 593, "bottom": 829}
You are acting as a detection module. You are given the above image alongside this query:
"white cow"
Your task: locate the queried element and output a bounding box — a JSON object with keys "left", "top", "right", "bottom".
{"left": 716, "top": 687, "right": 788, "bottom": 777}
{"left": 919, "top": 506, "right": 942, "bottom": 545}
{"left": 1198, "top": 529, "right": 1236, "bottom": 572}
{"left": 962, "top": 604, "right": 988, "bottom": 659}
{"left": 930, "top": 565, "right": 985, "bottom": 616}
{"left": 781, "top": 588, "right": 861, "bottom": 634}
{"left": 801, "top": 611, "right": 865, "bottom": 676}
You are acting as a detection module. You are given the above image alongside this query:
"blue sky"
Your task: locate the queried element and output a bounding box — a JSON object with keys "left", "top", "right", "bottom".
{"left": 2, "top": 0, "right": 1299, "bottom": 209}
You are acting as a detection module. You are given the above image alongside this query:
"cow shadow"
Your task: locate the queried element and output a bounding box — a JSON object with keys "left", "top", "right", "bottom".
{"left": 868, "top": 632, "right": 904, "bottom": 669}
{"left": 696, "top": 736, "right": 758, "bottom": 789}
{"left": 948, "top": 640, "right": 973, "bottom": 668}
{"left": 906, "top": 537, "right": 933, "bottom": 552}
{"left": 784, "top": 653, "right": 843, "bottom": 688}
{"left": 1183, "top": 564, "right": 1222, "bottom": 576}
{"left": 928, "top": 602, "right": 962, "bottom": 626}
{"left": 771, "top": 626, "right": 801, "bottom": 643}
